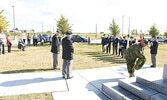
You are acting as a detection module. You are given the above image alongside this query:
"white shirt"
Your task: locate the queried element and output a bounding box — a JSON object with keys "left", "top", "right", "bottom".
{"left": 0, "top": 33, "right": 6, "bottom": 44}
{"left": 20, "top": 33, "right": 26, "bottom": 39}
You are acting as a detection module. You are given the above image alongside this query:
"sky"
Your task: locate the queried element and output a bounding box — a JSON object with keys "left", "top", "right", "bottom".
{"left": 0, "top": 0, "right": 167, "bottom": 34}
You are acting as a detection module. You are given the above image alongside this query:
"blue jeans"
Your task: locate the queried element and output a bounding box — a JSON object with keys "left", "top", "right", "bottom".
{"left": 27, "top": 40, "right": 31, "bottom": 47}
{"left": 0, "top": 42, "right": 5, "bottom": 54}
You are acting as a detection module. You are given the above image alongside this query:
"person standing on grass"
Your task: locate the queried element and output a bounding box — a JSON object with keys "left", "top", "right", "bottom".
{"left": 0, "top": 30, "right": 6, "bottom": 55}
{"left": 6, "top": 34, "right": 12, "bottom": 53}
{"left": 118, "top": 36, "right": 123, "bottom": 57}
{"left": 150, "top": 36, "right": 158, "bottom": 68}
{"left": 33, "top": 33, "right": 38, "bottom": 46}
{"left": 101, "top": 34, "right": 106, "bottom": 52}
{"left": 20, "top": 31, "right": 26, "bottom": 44}
{"left": 138, "top": 35, "right": 144, "bottom": 43}
{"left": 112, "top": 34, "right": 119, "bottom": 55}
{"left": 106, "top": 35, "right": 112, "bottom": 54}
{"left": 27, "top": 33, "right": 31, "bottom": 47}
{"left": 129, "top": 36, "right": 135, "bottom": 47}
{"left": 62, "top": 31, "right": 74, "bottom": 79}
{"left": 122, "top": 36, "right": 127, "bottom": 58}
{"left": 51, "top": 31, "right": 61, "bottom": 70}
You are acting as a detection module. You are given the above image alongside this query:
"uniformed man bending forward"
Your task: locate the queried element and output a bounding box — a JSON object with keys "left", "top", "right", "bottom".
{"left": 125, "top": 39, "right": 148, "bottom": 77}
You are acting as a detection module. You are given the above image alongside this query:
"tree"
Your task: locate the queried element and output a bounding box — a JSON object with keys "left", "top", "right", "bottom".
{"left": 15, "top": 28, "right": 19, "bottom": 31}
{"left": 109, "top": 19, "right": 120, "bottom": 36}
{"left": 164, "top": 28, "right": 167, "bottom": 38}
{"left": 31, "top": 29, "right": 35, "bottom": 33}
{"left": 148, "top": 24, "right": 159, "bottom": 36}
{"left": 56, "top": 14, "right": 72, "bottom": 36}
{"left": 0, "top": 10, "right": 9, "bottom": 31}
{"left": 131, "top": 29, "right": 138, "bottom": 35}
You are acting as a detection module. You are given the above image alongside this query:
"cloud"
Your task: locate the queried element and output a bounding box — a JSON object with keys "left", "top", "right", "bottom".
{"left": 0, "top": 0, "right": 167, "bottom": 33}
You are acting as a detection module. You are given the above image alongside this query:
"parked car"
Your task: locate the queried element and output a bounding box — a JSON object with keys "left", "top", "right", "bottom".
{"left": 37, "top": 34, "right": 52, "bottom": 43}
{"left": 156, "top": 36, "right": 167, "bottom": 43}
{"left": 71, "top": 35, "right": 88, "bottom": 42}
{"left": 144, "top": 37, "right": 152, "bottom": 43}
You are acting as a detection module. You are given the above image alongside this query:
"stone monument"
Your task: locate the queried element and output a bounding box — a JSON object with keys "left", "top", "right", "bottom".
{"left": 163, "top": 64, "right": 167, "bottom": 81}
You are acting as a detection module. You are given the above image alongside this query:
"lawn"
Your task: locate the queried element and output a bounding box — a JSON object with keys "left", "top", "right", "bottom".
{"left": 0, "top": 42, "right": 166, "bottom": 100}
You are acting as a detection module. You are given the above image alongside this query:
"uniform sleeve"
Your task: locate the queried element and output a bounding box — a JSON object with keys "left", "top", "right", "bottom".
{"left": 135, "top": 47, "right": 145, "bottom": 59}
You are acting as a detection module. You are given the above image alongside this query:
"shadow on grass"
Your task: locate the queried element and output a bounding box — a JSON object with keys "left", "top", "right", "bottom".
{"left": 82, "top": 52, "right": 126, "bottom": 64}
{"left": 0, "top": 68, "right": 54, "bottom": 74}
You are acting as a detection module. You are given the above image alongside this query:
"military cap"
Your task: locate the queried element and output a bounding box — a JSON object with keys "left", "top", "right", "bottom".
{"left": 66, "top": 31, "right": 72, "bottom": 35}
{"left": 142, "top": 39, "right": 148, "bottom": 45}
{"left": 56, "top": 30, "right": 61, "bottom": 33}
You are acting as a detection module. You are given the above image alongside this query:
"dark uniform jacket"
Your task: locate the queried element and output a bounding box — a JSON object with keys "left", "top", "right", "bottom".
{"left": 122, "top": 39, "right": 127, "bottom": 49}
{"left": 107, "top": 37, "right": 112, "bottom": 46}
{"left": 62, "top": 37, "right": 74, "bottom": 60}
{"left": 150, "top": 40, "right": 158, "bottom": 54}
{"left": 113, "top": 37, "right": 119, "bottom": 47}
{"left": 101, "top": 37, "right": 107, "bottom": 45}
{"left": 51, "top": 34, "right": 60, "bottom": 53}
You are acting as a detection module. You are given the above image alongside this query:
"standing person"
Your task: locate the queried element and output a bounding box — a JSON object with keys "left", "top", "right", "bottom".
{"left": 118, "top": 36, "right": 123, "bottom": 57}
{"left": 0, "top": 30, "right": 6, "bottom": 55}
{"left": 40, "top": 34, "right": 44, "bottom": 46}
{"left": 6, "top": 34, "right": 12, "bottom": 53}
{"left": 27, "top": 33, "right": 31, "bottom": 47}
{"left": 33, "top": 33, "right": 38, "bottom": 46}
{"left": 112, "top": 34, "right": 119, "bottom": 55}
{"left": 150, "top": 36, "right": 158, "bottom": 67}
{"left": 20, "top": 31, "right": 26, "bottom": 44}
{"left": 51, "top": 31, "right": 61, "bottom": 70}
{"left": 62, "top": 31, "right": 74, "bottom": 79}
{"left": 125, "top": 39, "right": 148, "bottom": 77}
{"left": 138, "top": 35, "right": 143, "bottom": 43}
{"left": 101, "top": 34, "right": 106, "bottom": 52}
{"left": 122, "top": 36, "right": 127, "bottom": 58}
{"left": 129, "top": 36, "right": 134, "bottom": 47}
{"left": 106, "top": 35, "right": 112, "bottom": 54}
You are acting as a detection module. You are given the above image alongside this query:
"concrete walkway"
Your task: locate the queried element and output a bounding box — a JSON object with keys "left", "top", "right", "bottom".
{"left": 0, "top": 65, "right": 163, "bottom": 100}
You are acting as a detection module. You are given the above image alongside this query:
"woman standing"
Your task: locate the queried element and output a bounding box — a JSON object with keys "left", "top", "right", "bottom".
{"left": 6, "top": 34, "right": 12, "bottom": 53}
{"left": 27, "top": 33, "right": 31, "bottom": 47}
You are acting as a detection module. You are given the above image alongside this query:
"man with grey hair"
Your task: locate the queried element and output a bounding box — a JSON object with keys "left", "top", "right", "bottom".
{"left": 51, "top": 31, "right": 61, "bottom": 70}
{"left": 62, "top": 31, "right": 74, "bottom": 79}
{"left": 0, "top": 30, "right": 6, "bottom": 55}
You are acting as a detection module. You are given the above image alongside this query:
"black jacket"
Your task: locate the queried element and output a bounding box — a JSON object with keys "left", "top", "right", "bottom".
{"left": 62, "top": 37, "right": 74, "bottom": 60}
{"left": 113, "top": 37, "right": 119, "bottom": 47}
{"left": 150, "top": 40, "right": 158, "bottom": 54}
{"left": 51, "top": 34, "right": 60, "bottom": 53}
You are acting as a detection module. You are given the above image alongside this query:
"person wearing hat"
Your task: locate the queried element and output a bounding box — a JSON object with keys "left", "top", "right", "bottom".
{"left": 150, "top": 36, "right": 158, "bottom": 67}
{"left": 129, "top": 36, "right": 135, "bottom": 47}
{"left": 51, "top": 31, "right": 61, "bottom": 70}
{"left": 62, "top": 31, "right": 74, "bottom": 79}
{"left": 0, "top": 30, "right": 6, "bottom": 55}
{"left": 125, "top": 39, "right": 148, "bottom": 77}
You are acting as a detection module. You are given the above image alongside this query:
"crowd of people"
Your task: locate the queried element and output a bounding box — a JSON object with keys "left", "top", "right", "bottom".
{"left": 101, "top": 34, "right": 159, "bottom": 77}
{"left": 101, "top": 34, "right": 136, "bottom": 58}
{"left": 0, "top": 30, "right": 47, "bottom": 55}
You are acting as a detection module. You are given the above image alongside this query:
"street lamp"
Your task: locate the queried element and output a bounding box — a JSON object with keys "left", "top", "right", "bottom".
{"left": 12, "top": 6, "right": 16, "bottom": 40}
{"left": 122, "top": 15, "right": 124, "bottom": 35}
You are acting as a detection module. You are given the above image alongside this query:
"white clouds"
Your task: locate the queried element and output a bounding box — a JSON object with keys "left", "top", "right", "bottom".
{"left": 0, "top": 0, "right": 167, "bottom": 33}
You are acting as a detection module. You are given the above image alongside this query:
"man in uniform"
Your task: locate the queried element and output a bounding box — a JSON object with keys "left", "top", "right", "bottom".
{"left": 125, "top": 39, "right": 148, "bottom": 77}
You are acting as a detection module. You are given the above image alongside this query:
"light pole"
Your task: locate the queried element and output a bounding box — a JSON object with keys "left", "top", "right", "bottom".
{"left": 122, "top": 15, "right": 124, "bottom": 35}
{"left": 128, "top": 17, "right": 131, "bottom": 36}
{"left": 12, "top": 6, "right": 16, "bottom": 40}
{"left": 95, "top": 24, "right": 97, "bottom": 38}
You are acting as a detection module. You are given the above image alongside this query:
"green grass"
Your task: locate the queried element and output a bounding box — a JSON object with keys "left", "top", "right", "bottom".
{"left": 0, "top": 93, "right": 52, "bottom": 100}
{"left": 0, "top": 42, "right": 166, "bottom": 99}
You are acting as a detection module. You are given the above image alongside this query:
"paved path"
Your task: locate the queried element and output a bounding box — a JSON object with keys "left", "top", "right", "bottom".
{"left": 0, "top": 65, "right": 163, "bottom": 100}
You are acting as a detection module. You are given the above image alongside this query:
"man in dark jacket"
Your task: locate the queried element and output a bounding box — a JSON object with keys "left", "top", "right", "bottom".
{"left": 112, "top": 35, "right": 119, "bottom": 55}
{"left": 150, "top": 36, "right": 158, "bottom": 67}
{"left": 106, "top": 35, "right": 112, "bottom": 54}
{"left": 101, "top": 34, "right": 106, "bottom": 52}
{"left": 62, "top": 31, "right": 74, "bottom": 79}
{"left": 122, "top": 36, "right": 127, "bottom": 58}
{"left": 51, "top": 31, "right": 61, "bottom": 70}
